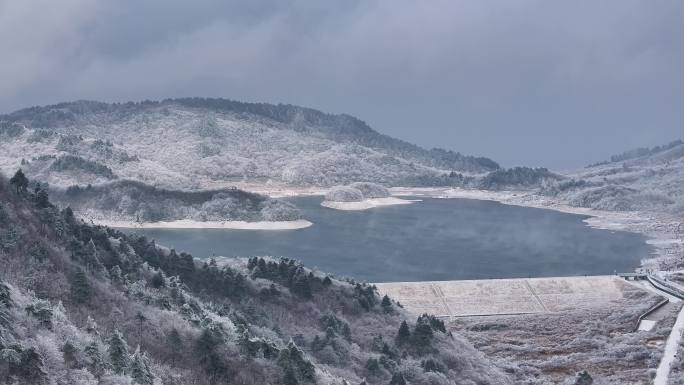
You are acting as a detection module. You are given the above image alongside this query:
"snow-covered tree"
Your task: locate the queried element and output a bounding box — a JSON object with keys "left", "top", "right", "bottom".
{"left": 9, "top": 169, "right": 28, "bottom": 193}
{"left": 84, "top": 341, "right": 107, "bottom": 380}
{"left": 130, "top": 347, "right": 154, "bottom": 385}
{"left": 86, "top": 315, "right": 99, "bottom": 335}
{"left": 108, "top": 330, "right": 130, "bottom": 374}
{"left": 84, "top": 239, "right": 103, "bottom": 271}
{"left": 62, "top": 341, "right": 78, "bottom": 369}
{"left": 70, "top": 269, "right": 91, "bottom": 304}
{"left": 396, "top": 321, "right": 411, "bottom": 346}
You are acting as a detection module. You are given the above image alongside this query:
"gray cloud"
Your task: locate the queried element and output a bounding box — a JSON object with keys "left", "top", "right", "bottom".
{"left": 1, "top": 0, "right": 682, "bottom": 169}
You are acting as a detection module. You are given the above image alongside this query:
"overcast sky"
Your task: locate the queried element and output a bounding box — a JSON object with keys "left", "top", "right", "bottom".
{"left": 1, "top": 0, "right": 682, "bottom": 169}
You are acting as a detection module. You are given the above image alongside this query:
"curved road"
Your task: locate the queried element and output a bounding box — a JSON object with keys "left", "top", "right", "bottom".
{"left": 655, "top": 307, "right": 684, "bottom": 385}
{"left": 647, "top": 275, "right": 684, "bottom": 385}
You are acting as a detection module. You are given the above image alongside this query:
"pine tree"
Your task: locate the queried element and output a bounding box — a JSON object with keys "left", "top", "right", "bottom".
{"left": 574, "top": 370, "right": 593, "bottom": 385}
{"left": 16, "top": 346, "right": 47, "bottom": 381}
{"left": 29, "top": 242, "right": 48, "bottom": 262}
{"left": 85, "top": 315, "right": 99, "bottom": 335}
{"left": 0, "top": 306, "right": 10, "bottom": 331}
{"left": 310, "top": 335, "right": 324, "bottom": 352}
{"left": 0, "top": 203, "right": 7, "bottom": 223}
{"left": 84, "top": 239, "right": 103, "bottom": 272}
{"left": 24, "top": 300, "right": 53, "bottom": 329}
{"left": 381, "top": 295, "right": 392, "bottom": 313}
{"left": 389, "top": 373, "right": 406, "bottom": 385}
{"left": 412, "top": 318, "right": 434, "bottom": 351}
{"left": 166, "top": 328, "right": 182, "bottom": 365}
{"left": 9, "top": 169, "right": 28, "bottom": 194}
{"left": 84, "top": 341, "right": 107, "bottom": 380}
{"left": 292, "top": 275, "right": 312, "bottom": 298}
{"left": 110, "top": 265, "right": 123, "bottom": 284}
{"left": 283, "top": 367, "right": 299, "bottom": 385}
{"left": 135, "top": 312, "right": 148, "bottom": 349}
{"left": 0, "top": 281, "right": 13, "bottom": 309}
{"left": 0, "top": 227, "right": 18, "bottom": 253}
{"left": 62, "top": 342, "right": 78, "bottom": 369}
{"left": 421, "top": 358, "right": 443, "bottom": 373}
{"left": 365, "top": 357, "right": 380, "bottom": 373}
{"left": 108, "top": 329, "right": 130, "bottom": 374}
{"left": 130, "top": 348, "right": 154, "bottom": 385}
{"left": 194, "top": 328, "right": 225, "bottom": 382}
{"left": 277, "top": 340, "right": 315, "bottom": 383}
{"left": 151, "top": 271, "right": 165, "bottom": 288}
{"left": 34, "top": 185, "right": 50, "bottom": 208}
{"left": 70, "top": 269, "right": 90, "bottom": 304}
{"left": 396, "top": 321, "right": 411, "bottom": 346}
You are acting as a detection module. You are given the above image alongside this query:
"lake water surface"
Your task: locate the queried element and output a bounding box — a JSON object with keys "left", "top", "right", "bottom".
{"left": 125, "top": 196, "right": 652, "bottom": 282}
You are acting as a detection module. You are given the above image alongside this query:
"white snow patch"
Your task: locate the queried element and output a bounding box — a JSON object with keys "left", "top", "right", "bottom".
{"left": 93, "top": 219, "right": 312, "bottom": 230}
{"left": 320, "top": 197, "right": 419, "bottom": 211}
{"left": 638, "top": 319, "right": 657, "bottom": 331}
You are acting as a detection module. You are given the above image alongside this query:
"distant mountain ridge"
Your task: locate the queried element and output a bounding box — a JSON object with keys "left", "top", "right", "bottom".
{"left": 586, "top": 139, "right": 684, "bottom": 167}
{"left": 0, "top": 98, "right": 499, "bottom": 189}
{"left": 544, "top": 139, "right": 684, "bottom": 213}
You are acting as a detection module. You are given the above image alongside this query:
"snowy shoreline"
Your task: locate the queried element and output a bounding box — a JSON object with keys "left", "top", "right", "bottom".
{"left": 320, "top": 197, "right": 419, "bottom": 211}
{"left": 221, "top": 183, "right": 677, "bottom": 271}
{"left": 92, "top": 218, "right": 313, "bottom": 230}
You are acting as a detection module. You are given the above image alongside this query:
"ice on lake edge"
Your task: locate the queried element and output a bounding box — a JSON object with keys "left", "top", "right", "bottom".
{"left": 320, "top": 196, "right": 419, "bottom": 211}
{"left": 92, "top": 218, "right": 313, "bottom": 230}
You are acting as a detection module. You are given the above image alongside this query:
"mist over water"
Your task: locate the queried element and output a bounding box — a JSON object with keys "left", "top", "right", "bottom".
{"left": 125, "top": 197, "right": 652, "bottom": 282}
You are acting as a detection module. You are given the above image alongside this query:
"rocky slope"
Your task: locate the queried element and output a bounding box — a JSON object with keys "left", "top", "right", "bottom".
{"left": 0, "top": 99, "right": 499, "bottom": 189}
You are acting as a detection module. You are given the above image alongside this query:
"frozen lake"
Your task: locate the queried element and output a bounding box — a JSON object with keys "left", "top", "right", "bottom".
{"left": 124, "top": 196, "right": 652, "bottom": 282}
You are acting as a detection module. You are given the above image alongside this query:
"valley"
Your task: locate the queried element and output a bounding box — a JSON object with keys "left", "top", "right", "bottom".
{"left": 3, "top": 2, "right": 681, "bottom": 384}
{"left": 1, "top": 99, "right": 682, "bottom": 385}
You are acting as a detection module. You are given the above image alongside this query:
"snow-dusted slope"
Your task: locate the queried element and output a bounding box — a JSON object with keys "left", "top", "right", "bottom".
{"left": 0, "top": 99, "right": 499, "bottom": 189}
{"left": 545, "top": 140, "right": 684, "bottom": 214}
{"left": 51, "top": 179, "right": 302, "bottom": 223}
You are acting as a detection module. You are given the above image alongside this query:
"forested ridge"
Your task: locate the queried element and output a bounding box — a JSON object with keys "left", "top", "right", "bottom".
{"left": 52, "top": 179, "right": 302, "bottom": 223}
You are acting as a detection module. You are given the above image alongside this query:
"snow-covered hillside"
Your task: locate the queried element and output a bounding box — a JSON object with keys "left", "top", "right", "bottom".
{"left": 544, "top": 140, "right": 684, "bottom": 214}
{"left": 51, "top": 179, "right": 302, "bottom": 223}
{"left": 0, "top": 99, "right": 499, "bottom": 189}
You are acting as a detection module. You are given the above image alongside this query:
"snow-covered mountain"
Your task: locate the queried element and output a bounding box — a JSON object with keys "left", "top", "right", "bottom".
{"left": 0, "top": 99, "right": 499, "bottom": 189}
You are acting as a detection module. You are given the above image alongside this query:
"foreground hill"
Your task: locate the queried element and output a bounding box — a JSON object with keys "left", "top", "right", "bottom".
{"left": 0, "top": 99, "right": 499, "bottom": 189}
{"left": 0, "top": 171, "right": 512, "bottom": 384}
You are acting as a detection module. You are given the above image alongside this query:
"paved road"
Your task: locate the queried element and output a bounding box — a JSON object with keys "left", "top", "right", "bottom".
{"left": 648, "top": 276, "right": 684, "bottom": 385}
{"left": 654, "top": 306, "right": 684, "bottom": 385}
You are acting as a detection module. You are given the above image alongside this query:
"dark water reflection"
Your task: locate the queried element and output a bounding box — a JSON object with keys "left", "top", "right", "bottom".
{"left": 124, "top": 196, "right": 652, "bottom": 282}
